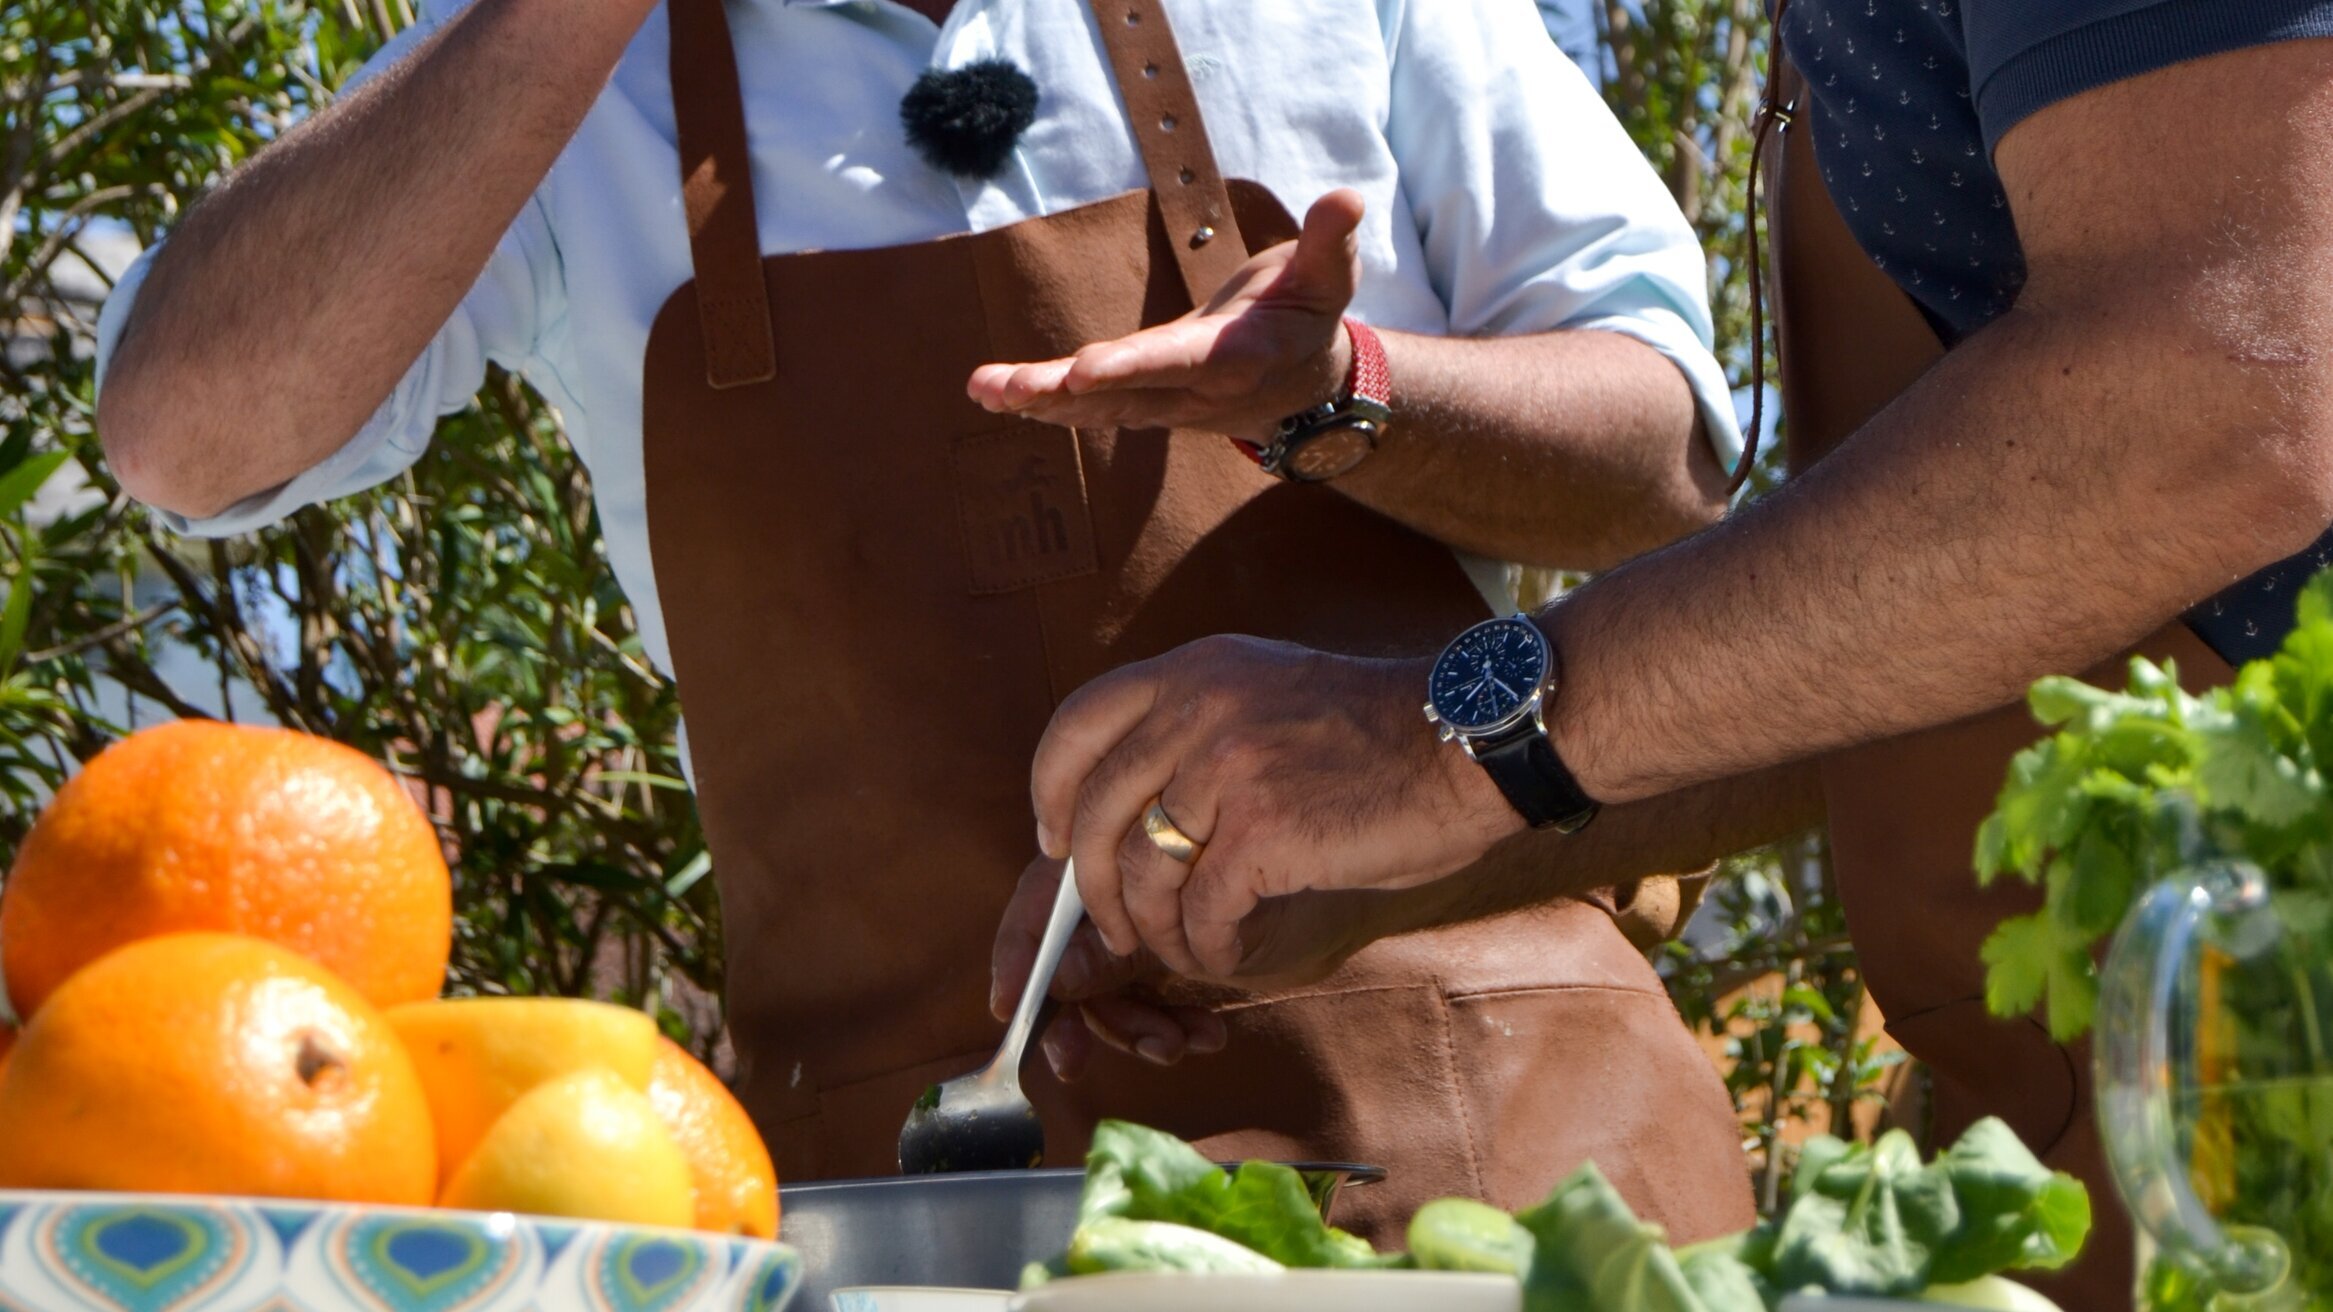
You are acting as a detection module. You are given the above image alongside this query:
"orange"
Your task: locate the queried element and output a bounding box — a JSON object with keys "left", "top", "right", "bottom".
{"left": 0, "top": 933, "right": 436, "bottom": 1203}
{"left": 647, "top": 1037, "right": 780, "bottom": 1237}
{"left": 1, "top": 719, "right": 451, "bottom": 1016}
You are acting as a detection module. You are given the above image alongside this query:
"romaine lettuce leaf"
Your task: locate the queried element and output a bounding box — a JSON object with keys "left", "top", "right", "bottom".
{"left": 1066, "top": 1217, "right": 1285, "bottom": 1276}
{"left": 1516, "top": 1162, "right": 1706, "bottom": 1312}
{"left": 1771, "top": 1130, "right": 1960, "bottom": 1295}
{"left": 1409, "top": 1197, "right": 1535, "bottom": 1275}
{"left": 1677, "top": 1245, "right": 1768, "bottom": 1312}
{"left": 1926, "top": 1118, "right": 2092, "bottom": 1284}
{"left": 1076, "top": 1120, "right": 1392, "bottom": 1269}
{"left": 1676, "top": 1224, "right": 1777, "bottom": 1312}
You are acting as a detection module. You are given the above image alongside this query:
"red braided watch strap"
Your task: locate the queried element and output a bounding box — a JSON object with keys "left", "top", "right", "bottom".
{"left": 1235, "top": 317, "right": 1388, "bottom": 469}
{"left": 1344, "top": 317, "right": 1390, "bottom": 410}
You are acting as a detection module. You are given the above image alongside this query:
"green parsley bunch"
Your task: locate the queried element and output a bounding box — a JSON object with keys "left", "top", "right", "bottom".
{"left": 1976, "top": 572, "right": 2333, "bottom": 1309}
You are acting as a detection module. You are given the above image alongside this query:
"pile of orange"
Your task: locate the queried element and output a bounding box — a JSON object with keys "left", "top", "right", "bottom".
{"left": 0, "top": 720, "right": 775, "bottom": 1237}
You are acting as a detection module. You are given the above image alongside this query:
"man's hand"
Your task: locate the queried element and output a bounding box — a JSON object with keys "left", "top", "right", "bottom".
{"left": 990, "top": 855, "right": 1427, "bottom": 1079}
{"left": 1029, "top": 635, "right": 1523, "bottom": 979}
{"left": 990, "top": 857, "right": 1223, "bottom": 1080}
{"left": 966, "top": 191, "right": 1364, "bottom": 442}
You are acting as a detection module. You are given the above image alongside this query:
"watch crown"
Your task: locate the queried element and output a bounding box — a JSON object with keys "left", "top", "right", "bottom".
{"left": 1422, "top": 702, "right": 1441, "bottom": 724}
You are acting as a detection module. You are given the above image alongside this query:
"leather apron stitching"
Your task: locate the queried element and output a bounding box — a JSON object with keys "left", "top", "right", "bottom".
{"left": 1431, "top": 986, "right": 1491, "bottom": 1200}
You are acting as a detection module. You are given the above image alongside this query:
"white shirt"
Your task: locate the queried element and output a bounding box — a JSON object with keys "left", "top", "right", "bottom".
{"left": 98, "top": 0, "right": 1740, "bottom": 678}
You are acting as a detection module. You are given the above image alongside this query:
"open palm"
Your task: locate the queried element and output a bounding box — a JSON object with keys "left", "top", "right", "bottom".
{"left": 966, "top": 190, "right": 1365, "bottom": 443}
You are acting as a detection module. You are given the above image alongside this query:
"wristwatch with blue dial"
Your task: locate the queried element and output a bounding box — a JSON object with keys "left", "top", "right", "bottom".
{"left": 1423, "top": 614, "right": 1600, "bottom": 833}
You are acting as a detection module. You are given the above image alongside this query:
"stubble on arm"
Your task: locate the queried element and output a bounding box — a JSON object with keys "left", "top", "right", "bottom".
{"left": 101, "top": 0, "right": 658, "bottom": 517}
{"left": 1540, "top": 39, "right": 2333, "bottom": 805}
{"left": 1331, "top": 327, "right": 1726, "bottom": 571}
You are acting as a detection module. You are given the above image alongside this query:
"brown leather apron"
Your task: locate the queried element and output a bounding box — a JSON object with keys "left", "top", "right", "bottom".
{"left": 640, "top": 0, "right": 1753, "bottom": 1245}
{"left": 1766, "top": 63, "right": 2234, "bottom": 1306}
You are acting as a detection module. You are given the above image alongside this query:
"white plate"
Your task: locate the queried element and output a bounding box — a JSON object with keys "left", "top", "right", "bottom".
{"left": 1779, "top": 1278, "right": 2064, "bottom": 1312}
{"left": 1783, "top": 1301, "right": 1975, "bottom": 1311}
{"left": 832, "top": 1288, "right": 1016, "bottom": 1312}
{"left": 1009, "top": 1270, "right": 1520, "bottom": 1312}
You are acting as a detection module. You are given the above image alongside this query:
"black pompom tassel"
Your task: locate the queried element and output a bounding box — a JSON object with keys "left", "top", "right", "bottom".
{"left": 899, "top": 60, "right": 1040, "bottom": 180}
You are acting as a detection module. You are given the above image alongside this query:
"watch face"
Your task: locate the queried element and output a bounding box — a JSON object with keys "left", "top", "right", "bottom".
{"left": 1429, "top": 617, "right": 1551, "bottom": 733}
{"left": 1284, "top": 424, "right": 1376, "bottom": 482}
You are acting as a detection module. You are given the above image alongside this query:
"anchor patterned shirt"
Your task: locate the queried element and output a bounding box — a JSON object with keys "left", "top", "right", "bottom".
{"left": 1777, "top": 0, "right": 2333, "bottom": 661}
{"left": 1779, "top": 0, "right": 2333, "bottom": 346}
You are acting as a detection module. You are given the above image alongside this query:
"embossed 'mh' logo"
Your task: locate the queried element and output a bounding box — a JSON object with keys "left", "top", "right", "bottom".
{"left": 954, "top": 429, "right": 1099, "bottom": 595}
{"left": 987, "top": 455, "right": 1071, "bottom": 565}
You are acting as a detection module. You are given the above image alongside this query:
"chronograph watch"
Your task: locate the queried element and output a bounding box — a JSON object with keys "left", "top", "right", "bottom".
{"left": 1423, "top": 614, "right": 1600, "bottom": 833}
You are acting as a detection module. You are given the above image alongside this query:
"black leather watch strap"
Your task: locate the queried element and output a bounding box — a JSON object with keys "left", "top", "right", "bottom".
{"left": 1475, "top": 729, "right": 1600, "bottom": 833}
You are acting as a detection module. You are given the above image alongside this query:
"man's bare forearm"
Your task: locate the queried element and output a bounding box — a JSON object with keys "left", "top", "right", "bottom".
{"left": 965, "top": 196, "right": 1726, "bottom": 568}
{"left": 1356, "top": 760, "right": 1823, "bottom": 942}
{"left": 1536, "top": 42, "right": 2333, "bottom": 807}
{"left": 1334, "top": 328, "right": 1728, "bottom": 570}
{"left": 99, "top": 0, "right": 658, "bottom": 518}
{"left": 1545, "top": 272, "right": 2333, "bottom": 805}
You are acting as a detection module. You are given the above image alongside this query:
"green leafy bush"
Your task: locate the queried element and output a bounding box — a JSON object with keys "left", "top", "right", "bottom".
{"left": 1975, "top": 576, "right": 2333, "bottom": 1041}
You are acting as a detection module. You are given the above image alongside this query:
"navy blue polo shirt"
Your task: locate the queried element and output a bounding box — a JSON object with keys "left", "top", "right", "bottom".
{"left": 1775, "top": 0, "right": 2333, "bottom": 664}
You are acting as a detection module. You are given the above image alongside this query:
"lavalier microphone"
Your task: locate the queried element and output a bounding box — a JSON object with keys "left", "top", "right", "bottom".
{"left": 899, "top": 60, "right": 1041, "bottom": 180}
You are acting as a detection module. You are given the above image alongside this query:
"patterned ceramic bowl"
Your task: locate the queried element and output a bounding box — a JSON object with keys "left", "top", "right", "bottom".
{"left": 0, "top": 1190, "right": 801, "bottom": 1312}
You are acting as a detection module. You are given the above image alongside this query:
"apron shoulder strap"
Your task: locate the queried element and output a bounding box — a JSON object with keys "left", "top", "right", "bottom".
{"left": 1083, "top": 0, "right": 1253, "bottom": 305}
{"left": 669, "top": 0, "right": 777, "bottom": 389}
{"left": 666, "top": 0, "right": 1255, "bottom": 387}
{"left": 1738, "top": 0, "right": 1792, "bottom": 489}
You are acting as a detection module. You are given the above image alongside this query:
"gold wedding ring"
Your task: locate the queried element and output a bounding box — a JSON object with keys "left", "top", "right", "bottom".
{"left": 1140, "top": 797, "right": 1205, "bottom": 865}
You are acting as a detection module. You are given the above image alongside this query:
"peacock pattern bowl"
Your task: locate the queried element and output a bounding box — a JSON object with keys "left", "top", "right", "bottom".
{"left": 0, "top": 1191, "right": 800, "bottom": 1312}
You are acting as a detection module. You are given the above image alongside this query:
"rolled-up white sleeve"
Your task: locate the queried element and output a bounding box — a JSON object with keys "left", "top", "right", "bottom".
{"left": 1382, "top": 0, "right": 1744, "bottom": 473}
{"left": 93, "top": 3, "right": 567, "bottom": 537}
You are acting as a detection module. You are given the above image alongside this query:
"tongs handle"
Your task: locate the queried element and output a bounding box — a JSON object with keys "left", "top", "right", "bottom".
{"left": 994, "top": 859, "right": 1086, "bottom": 1085}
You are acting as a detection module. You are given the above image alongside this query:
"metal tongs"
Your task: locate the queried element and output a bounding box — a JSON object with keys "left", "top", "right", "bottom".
{"left": 897, "top": 860, "right": 1085, "bottom": 1173}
